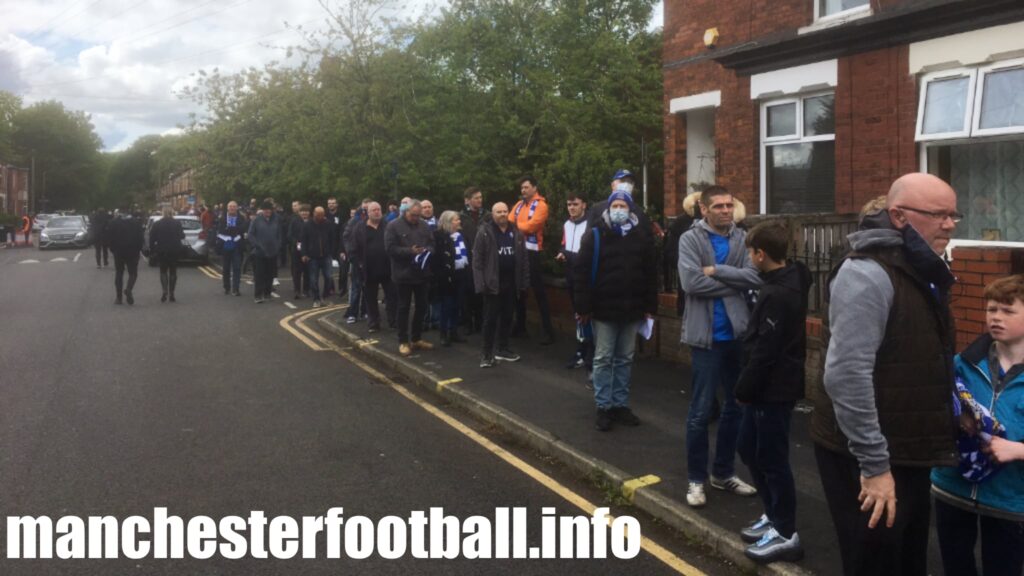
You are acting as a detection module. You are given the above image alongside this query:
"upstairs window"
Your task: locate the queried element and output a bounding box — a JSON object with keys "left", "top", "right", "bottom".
{"left": 761, "top": 93, "right": 836, "bottom": 214}
{"left": 816, "top": 0, "right": 870, "bottom": 21}
{"left": 916, "top": 59, "right": 1024, "bottom": 141}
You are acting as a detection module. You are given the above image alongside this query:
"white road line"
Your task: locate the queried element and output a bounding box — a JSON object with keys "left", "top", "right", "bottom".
{"left": 18, "top": 259, "right": 39, "bottom": 264}
{"left": 73, "top": 252, "right": 81, "bottom": 262}
{"left": 50, "top": 257, "right": 68, "bottom": 262}
{"left": 283, "top": 301, "right": 297, "bottom": 309}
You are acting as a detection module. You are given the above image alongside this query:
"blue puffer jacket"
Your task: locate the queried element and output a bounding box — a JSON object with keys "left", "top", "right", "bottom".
{"left": 931, "top": 333, "right": 1024, "bottom": 517}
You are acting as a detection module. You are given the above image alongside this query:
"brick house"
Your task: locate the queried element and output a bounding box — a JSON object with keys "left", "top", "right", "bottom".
{"left": 664, "top": 0, "right": 1023, "bottom": 221}
{"left": 662, "top": 0, "right": 1024, "bottom": 349}
{"left": 0, "top": 162, "right": 30, "bottom": 216}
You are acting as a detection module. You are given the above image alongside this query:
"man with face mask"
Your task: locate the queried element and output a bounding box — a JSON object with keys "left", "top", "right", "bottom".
{"left": 588, "top": 169, "right": 653, "bottom": 233}
{"left": 574, "top": 191, "right": 657, "bottom": 431}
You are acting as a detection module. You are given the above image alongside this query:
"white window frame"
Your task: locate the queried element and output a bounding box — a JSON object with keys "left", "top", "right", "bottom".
{"left": 915, "top": 67, "right": 977, "bottom": 141}
{"left": 972, "top": 57, "right": 1024, "bottom": 138}
{"left": 814, "top": 0, "right": 871, "bottom": 24}
{"left": 759, "top": 91, "right": 837, "bottom": 213}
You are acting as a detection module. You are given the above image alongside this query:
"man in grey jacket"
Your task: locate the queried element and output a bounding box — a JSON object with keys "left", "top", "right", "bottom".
{"left": 384, "top": 199, "right": 435, "bottom": 357}
{"left": 678, "top": 185, "right": 762, "bottom": 508}
{"left": 813, "top": 173, "right": 958, "bottom": 576}
{"left": 247, "top": 201, "right": 282, "bottom": 303}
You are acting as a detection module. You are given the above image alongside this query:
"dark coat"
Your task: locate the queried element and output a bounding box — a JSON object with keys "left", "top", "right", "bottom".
{"left": 287, "top": 215, "right": 306, "bottom": 248}
{"left": 327, "top": 209, "right": 346, "bottom": 256}
{"left": 148, "top": 217, "right": 185, "bottom": 255}
{"left": 573, "top": 216, "right": 658, "bottom": 323}
{"left": 735, "top": 262, "right": 813, "bottom": 404}
{"left": 247, "top": 212, "right": 282, "bottom": 257}
{"left": 472, "top": 221, "right": 529, "bottom": 295}
{"left": 459, "top": 206, "right": 490, "bottom": 259}
{"left": 351, "top": 220, "right": 390, "bottom": 281}
{"left": 215, "top": 212, "right": 248, "bottom": 252}
{"left": 300, "top": 218, "right": 336, "bottom": 260}
{"left": 89, "top": 210, "right": 111, "bottom": 243}
{"left": 107, "top": 216, "right": 144, "bottom": 258}
{"left": 384, "top": 215, "right": 435, "bottom": 285}
{"left": 431, "top": 229, "right": 457, "bottom": 296}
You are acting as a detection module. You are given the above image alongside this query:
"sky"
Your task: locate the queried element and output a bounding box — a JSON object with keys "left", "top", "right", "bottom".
{"left": 1, "top": 0, "right": 664, "bottom": 152}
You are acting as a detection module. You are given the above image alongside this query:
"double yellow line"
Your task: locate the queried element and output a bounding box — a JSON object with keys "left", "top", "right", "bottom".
{"left": 279, "top": 308, "right": 705, "bottom": 575}
{"left": 198, "top": 265, "right": 222, "bottom": 280}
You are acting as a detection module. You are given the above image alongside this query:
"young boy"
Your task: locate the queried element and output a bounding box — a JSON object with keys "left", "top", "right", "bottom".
{"left": 930, "top": 275, "right": 1024, "bottom": 576}
{"left": 734, "top": 221, "right": 811, "bottom": 563}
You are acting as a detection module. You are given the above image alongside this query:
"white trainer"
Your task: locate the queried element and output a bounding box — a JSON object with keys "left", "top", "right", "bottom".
{"left": 686, "top": 482, "right": 706, "bottom": 507}
{"left": 710, "top": 475, "right": 758, "bottom": 496}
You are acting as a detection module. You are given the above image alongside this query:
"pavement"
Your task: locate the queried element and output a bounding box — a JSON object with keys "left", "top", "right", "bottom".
{"left": 1, "top": 247, "right": 742, "bottom": 575}
{"left": 318, "top": 307, "right": 947, "bottom": 576}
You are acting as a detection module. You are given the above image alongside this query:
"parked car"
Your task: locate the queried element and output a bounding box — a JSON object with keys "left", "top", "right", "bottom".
{"left": 32, "top": 213, "right": 54, "bottom": 231}
{"left": 142, "top": 215, "right": 209, "bottom": 266}
{"left": 38, "top": 216, "right": 89, "bottom": 249}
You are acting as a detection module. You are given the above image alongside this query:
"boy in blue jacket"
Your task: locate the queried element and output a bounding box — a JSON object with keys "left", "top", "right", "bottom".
{"left": 735, "top": 221, "right": 812, "bottom": 564}
{"left": 931, "top": 274, "right": 1024, "bottom": 576}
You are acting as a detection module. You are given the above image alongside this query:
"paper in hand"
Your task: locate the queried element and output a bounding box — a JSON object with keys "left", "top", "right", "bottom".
{"left": 638, "top": 317, "right": 654, "bottom": 340}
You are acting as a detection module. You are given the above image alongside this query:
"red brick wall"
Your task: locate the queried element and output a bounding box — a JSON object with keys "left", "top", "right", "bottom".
{"left": 950, "top": 247, "right": 1017, "bottom": 350}
{"left": 834, "top": 46, "right": 919, "bottom": 214}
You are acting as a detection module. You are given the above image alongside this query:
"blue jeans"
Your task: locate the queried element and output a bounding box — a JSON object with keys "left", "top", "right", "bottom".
{"left": 307, "top": 257, "right": 331, "bottom": 301}
{"left": 591, "top": 319, "right": 641, "bottom": 410}
{"left": 686, "top": 340, "right": 743, "bottom": 483}
{"left": 347, "top": 271, "right": 364, "bottom": 318}
{"left": 738, "top": 403, "right": 796, "bottom": 537}
{"left": 221, "top": 248, "right": 242, "bottom": 292}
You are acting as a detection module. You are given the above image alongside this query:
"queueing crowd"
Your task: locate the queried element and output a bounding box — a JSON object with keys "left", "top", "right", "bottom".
{"left": 87, "top": 169, "right": 1023, "bottom": 573}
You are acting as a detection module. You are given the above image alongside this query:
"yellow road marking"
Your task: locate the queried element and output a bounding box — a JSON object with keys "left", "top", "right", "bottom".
{"left": 622, "top": 475, "right": 662, "bottom": 503}
{"left": 197, "top": 266, "right": 219, "bottom": 280}
{"left": 278, "top": 310, "right": 706, "bottom": 575}
{"left": 436, "top": 377, "right": 463, "bottom": 393}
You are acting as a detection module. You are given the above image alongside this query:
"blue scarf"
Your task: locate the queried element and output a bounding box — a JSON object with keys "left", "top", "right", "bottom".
{"left": 452, "top": 232, "right": 468, "bottom": 270}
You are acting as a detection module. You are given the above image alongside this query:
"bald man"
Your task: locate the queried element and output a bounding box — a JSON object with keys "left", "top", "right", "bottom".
{"left": 811, "top": 173, "right": 960, "bottom": 576}
{"left": 472, "top": 202, "right": 529, "bottom": 367}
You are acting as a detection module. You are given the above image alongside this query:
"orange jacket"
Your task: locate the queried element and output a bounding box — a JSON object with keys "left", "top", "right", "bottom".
{"left": 21, "top": 215, "right": 31, "bottom": 233}
{"left": 512, "top": 194, "right": 549, "bottom": 251}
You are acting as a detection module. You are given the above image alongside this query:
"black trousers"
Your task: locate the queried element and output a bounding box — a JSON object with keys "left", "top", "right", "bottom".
{"left": 483, "top": 281, "right": 516, "bottom": 357}
{"left": 738, "top": 403, "right": 797, "bottom": 538}
{"left": 95, "top": 240, "right": 109, "bottom": 266}
{"left": 158, "top": 253, "right": 178, "bottom": 296}
{"left": 252, "top": 255, "right": 276, "bottom": 298}
{"left": 365, "top": 274, "right": 396, "bottom": 329}
{"left": 515, "top": 250, "right": 553, "bottom": 336}
{"left": 814, "top": 445, "right": 932, "bottom": 576}
{"left": 934, "top": 497, "right": 1024, "bottom": 576}
{"left": 114, "top": 253, "right": 139, "bottom": 296}
{"left": 396, "top": 282, "right": 427, "bottom": 344}
{"left": 291, "top": 248, "right": 308, "bottom": 295}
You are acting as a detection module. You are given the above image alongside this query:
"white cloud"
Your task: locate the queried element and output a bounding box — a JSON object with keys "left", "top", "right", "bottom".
{"left": 1, "top": 0, "right": 663, "bottom": 152}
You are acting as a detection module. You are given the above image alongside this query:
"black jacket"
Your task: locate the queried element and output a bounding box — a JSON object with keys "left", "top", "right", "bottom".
{"left": 327, "top": 209, "right": 346, "bottom": 256}
{"left": 472, "top": 221, "right": 529, "bottom": 295}
{"left": 735, "top": 261, "right": 813, "bottom": 404}
{"left": 215, "top": 213, "right": 248, "bottom": 251}
{"left": 573, "top": 215, "right": 658, "bottom": 323}
{"left": 149, "top": 217, "right": 185, "bottom": 255}
{"left": 287, "top": 216, "right": 306, "bottom": 248}
{"left": 89, "top": 210, "right": 111, "bottom": 242}
{"left": 459, "top": 206, "right": 490, "bottom": 259}
{"left": 351, "top": 221, "right": 390, "bottom": 281}
{"left": 384, "top": 215, "right": 435, "bottom": 284}
{"left": 431, "top": 229, "right": 458, "bottom": 296}
{"left": 107, "top": 216, "right": 144, "bottom": 258}
{"left": 300, "top": 219, "right": 336, "bottom": 260}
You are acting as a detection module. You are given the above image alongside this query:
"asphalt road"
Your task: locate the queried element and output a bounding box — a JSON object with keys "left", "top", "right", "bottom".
{"left": 0, "top": 246, "right": 740, "bottom": 575}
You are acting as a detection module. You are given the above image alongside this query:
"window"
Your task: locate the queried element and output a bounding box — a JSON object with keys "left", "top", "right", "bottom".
{"left": 761, "top": 93, "right": 836, "bottom": 214}
{"left": 916, "top": 59, "right": 1024, "bottom": 141}
{"left": 816, "top": 0, "right": 870, "bottom": 20}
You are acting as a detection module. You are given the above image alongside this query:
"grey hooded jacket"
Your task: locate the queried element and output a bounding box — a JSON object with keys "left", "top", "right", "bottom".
{"left": 677, "top": 219, "right": 762, "bottom": 349}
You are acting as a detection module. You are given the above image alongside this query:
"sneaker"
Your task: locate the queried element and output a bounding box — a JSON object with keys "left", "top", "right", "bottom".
{"left": 595, "top": 408, "right": 613, "bottom": 431}
{"left": 399, "top": 343, "right": 412, "bottom": 356}
{"left": 114, "top": 296, "right": 122, "bottom": 305}
{"left": 565, "top": 353, "right": 584, "bottom": 369}
{"left": 494, "top": 349, "right": 520, "bottom": 362}
{"left": 609, "top": 406, "right": 640, "bottom": 426}
{"left": 272, "top": 278, "right": 280, "bottom": 286}
{"left": 312, "top": 300, "right": 322, "bottom": 308}
{"left": 255, "top": 297, "right": 264, "bottom": 304}
{"left": 710, "top": 475, "right": 758, "bottom": 496}
{"left": 345, "top": 316, "right": 357, "bottom": 324}
{"left": 741, "top": 514, "right": 773, "bottom": 544}
{"left": 480, "top": 356, "right": 496, "bottom": 368}
{"left": 745, "top": 529, "right": 803, "bottom": 564}
{"left": 411, "top": 340, "right": 434, "bottom": 351}
{"left": 367, "top": 324, "right": 380, "bottom": 333}
{"left": 686, "top": 482, "right": 706, "bottom": 507}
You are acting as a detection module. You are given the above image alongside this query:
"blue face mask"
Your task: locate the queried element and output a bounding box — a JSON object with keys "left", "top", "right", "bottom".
{"left": 609, "top": 208, "right": 630, "bottom": 225}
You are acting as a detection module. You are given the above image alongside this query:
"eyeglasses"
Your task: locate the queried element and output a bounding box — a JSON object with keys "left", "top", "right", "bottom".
{"left": 896, "top": 206, "right": 963, "bottom": 224}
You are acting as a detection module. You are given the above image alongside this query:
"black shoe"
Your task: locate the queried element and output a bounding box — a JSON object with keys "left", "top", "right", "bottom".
{"left": 495, "top": 349, "right": 520, "bottom": 362}
{"left": 609, "top": 406, "right": 640, "bottom": 426}
{"left": 169, "top": 294, "right": 176, "bottom": 303}
{"left": 595, "top": 408, "right": 613, "bottom": 431}
{"left": 161, "top": 293, "right": 167, "bottom": 303}
{"left": 125, "top": 291, "right": 134, "bottom": 305}
{"left": 232, "top": 290, "right": 241, "bottom": 296}
{"left": 480, "top": 356, "right": 496, "bottom": 368}
{"left": 115, "top": 296, "right": 122, "bottom": 305}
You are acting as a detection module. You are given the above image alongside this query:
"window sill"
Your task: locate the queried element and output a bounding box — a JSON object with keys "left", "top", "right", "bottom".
{"left": 799, "top": 7, "right": 873, "bottom": 35}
